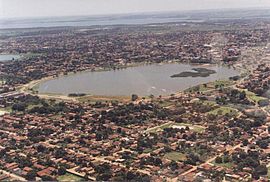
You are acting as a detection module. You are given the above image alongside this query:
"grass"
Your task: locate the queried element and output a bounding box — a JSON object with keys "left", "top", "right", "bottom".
{"left": 185, "top": 80, "right": 234, "bottom": 93}
{"left": 31, "top": 84, "right": 40, "bottom": 92}
{"left": 147, "top": 122, "right": 205, "bottom": 133}
{"left": 157, "top": 100, "right": 174, "bottom": 107}
{"left": 172, "top": 123, "right": 205, "bottom": 133}
{"left": 143, "top": 148, "right": 154, "bottom": 153}
{"left": 27, "top": 103, "right": 43, "bottom": 110}
{"left": 39, "top": 92, "right": 66, "bottom": 96}
{"left": 208, "top": 106, "right": 238, "bottom": 116}
{"left": 245, "top": 90, "right": 267, "bottom": 103}
{"left": 212, "top": 161, "right": 234, "bottom": 169}
{"left": 194, "top": 100, "right": 217, "bottom": 107}
{"left": 57, "top": 173, "right": 84, "bottom": 182}
{"left": 268, "top": 166, "right": 270, "bottom": 179}
{"left": 164, "top": 152, "right": 186, "bottom": 161}
{"left": 147, "top": 122, "right": 173, "bottom": 133}
{"left": 203, "top": 100, "right": 217, "bottom": 106}
{"left": 77, "top": 95, "right": 130, "bottom": 103}
{"left": 0, "top": 110, "right": 8, "bottom": 116}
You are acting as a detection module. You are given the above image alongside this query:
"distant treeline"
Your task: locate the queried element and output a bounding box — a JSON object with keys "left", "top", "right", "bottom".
{"left": 68, "top": 93, "right": 86, "bottom": 97}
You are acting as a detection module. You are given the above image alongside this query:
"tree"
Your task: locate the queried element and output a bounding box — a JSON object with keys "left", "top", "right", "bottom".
{"left": 36, "top": 145, "right": 47, "bottom": 153}
{"left": 96, "top": 172, "right": 112, "bottom": 181}
{"left": 41, "top": 175, "right": 54, "bottom": 181}
{"left": 58, "top": 166, "right": 66, "bottom": 175}
{"left": 12, "top": 103, "right": 26, "bottom": 112}
{"left": 242, "top": 139, "right": 249, "bottom": 146}
{"left": 25, "top": 171, "right": 36, "bottom": 181}
{"left": 257, "top": 140, "right": 268, "bottom": 149}
{"left": 215, "top": 156, "right": 222, "bottom": 164}
{"left": 154, "top": 157, "right": 163, "bottom": 166}
{"left": 255, "top": 165, "right": 267, "bottom": 176}
{"left": 185, "top": 153, "right": 200, "bottom": 165}
{"left": 223, "top": 155, "right": 230, "bottom": 163}
{"left": 131, "top": 94, "right": 139, "bottom": 101}
{"left": 149, "top": 94, "right": 154, "bottom": 99}
{"left": 169, "top": 161, "right": 178, "bottom": 171}
{"left": 239, "top": 91, "right": 246, "bottom": 100}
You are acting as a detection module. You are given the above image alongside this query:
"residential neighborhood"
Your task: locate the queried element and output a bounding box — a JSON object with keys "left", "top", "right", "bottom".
{"left": 0, "top": 10, "right": 270, "bottom": 182}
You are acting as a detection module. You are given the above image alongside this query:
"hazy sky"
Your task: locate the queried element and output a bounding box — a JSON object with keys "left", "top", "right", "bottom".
{"left": 1, "top": 0, "right": 270, "bottom": 19}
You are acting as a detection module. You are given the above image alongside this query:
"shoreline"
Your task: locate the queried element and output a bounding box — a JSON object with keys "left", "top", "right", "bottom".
{"left": 18, "top": 60, "right": 242, "bottom": 102}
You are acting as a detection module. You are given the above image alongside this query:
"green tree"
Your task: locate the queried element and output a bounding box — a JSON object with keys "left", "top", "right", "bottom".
{"left": 25, "top": 171, "right": 36, "bottom": 181}
{"left": 58, "top": 166, "right": 66, "bottom": 175}
{"left": 131, "top": 94, "right": 139, "bottom": 101}
{"left": 215, "top": 156, "right": 223, "bottom": 164}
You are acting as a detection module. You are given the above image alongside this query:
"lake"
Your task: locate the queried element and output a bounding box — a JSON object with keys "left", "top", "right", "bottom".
{"left": 0, "top": 54, "right": 21, "bottom": 62}
{"left": 37, "top": 63, "right": 239, "bottom": 96}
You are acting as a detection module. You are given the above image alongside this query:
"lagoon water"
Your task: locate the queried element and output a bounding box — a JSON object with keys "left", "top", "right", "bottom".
{"left": 0, "top": 54, "right": 21, "bottom": 62}
{"left": 38, "top": 63, "right": 239, "bottom": 96}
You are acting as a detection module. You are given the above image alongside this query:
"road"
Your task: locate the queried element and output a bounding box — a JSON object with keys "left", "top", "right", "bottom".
{"left": 144, "top": 121, "right": 173, "bottom": 133}
{"left": 0, "top": 169, "right": 26, "bottom": 181}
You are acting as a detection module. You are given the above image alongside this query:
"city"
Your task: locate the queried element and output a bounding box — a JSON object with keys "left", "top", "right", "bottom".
{"left": 0, "top": 1, "right": 270, "bottom": 182}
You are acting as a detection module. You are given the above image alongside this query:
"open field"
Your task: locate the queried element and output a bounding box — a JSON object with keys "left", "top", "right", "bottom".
{"left": 143, "top": 148, "right": 155, "bottom": 153}
{"left": 156, "top": 100, "right": 175, "bottom": 107}
{"left": 164, "top": 152, "right": 187, "bottom": 161}
{"left": 57, "top": 173, "right": 84, "bottom": 182}
{"left": 146, "top": 122, "right": 173, "bottom": 133}
{"left": 245, "top": 90, "right": 267, "bottom": 104}
{"left": 212, "top": 161, "right": 234, "bottom": 169}
{"left": 172, "top": 123, "right": 205, "bottom": 133}
{"left": 185, "top": 80, "right": 234, "bottom": 93}
{"left": 146, "top": 122, "right": 205, "bottom": 133}
{"left": 77, "top": 95, "right": 131, "bottom": 103}
{"left": 208, "top": 106, "right": 238, "bottom": 116}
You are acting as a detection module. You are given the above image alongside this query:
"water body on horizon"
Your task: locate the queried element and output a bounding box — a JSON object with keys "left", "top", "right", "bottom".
{"left": 1, "top": 9, "right": 270, "bottom": 29}
{"left": 38, "top": 63, "right": 239, "bottom": 96}
{"left": 0, "top": 15, "right": 202, "bottom": 29}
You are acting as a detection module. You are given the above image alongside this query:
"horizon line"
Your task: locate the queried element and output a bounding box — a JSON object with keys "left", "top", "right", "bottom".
{"left": 1, "top": 6, "right": 270, "bottom": 21}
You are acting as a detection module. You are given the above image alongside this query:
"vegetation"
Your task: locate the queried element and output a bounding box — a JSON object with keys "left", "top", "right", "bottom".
{"left": 171, "top": 68, "right": 216, "bottom": 78}
{"left": 131, "top": 94, "right": 139, "bottom": 101}
{"left": 173, "top": 123, "right": 205, "bottom": 133}
{"left": 208, "top": 106, "right": 238, "bottom": 116}
{"left": 147, "top": 122, "right": 205, "bottom": 133}
{"left": 68, "top": 93, "right": 86, "bottom": 97}
{"left": 267, "top": 167, "right": 270, "bottom": 179}
{"left": 213, "top": 156, "right": 234, "bottom": 168}
{"left": 185, "top": 80, "right": 234, "bottom": 93}
{"left": 77, "top": 95, "right": 130, "bottom": 103}
{"left": 245, "top": 90, "right": 267, "bottom": 104}
{"left": 164, "top": 152, "right": 186, "bottom": 161}
{"left": 57, "top": 173, "right": 84, "bottom": 182}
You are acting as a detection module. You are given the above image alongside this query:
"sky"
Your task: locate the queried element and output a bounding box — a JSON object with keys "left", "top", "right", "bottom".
{"left": 1, "top": 0, "right": 270, "bottom": 19}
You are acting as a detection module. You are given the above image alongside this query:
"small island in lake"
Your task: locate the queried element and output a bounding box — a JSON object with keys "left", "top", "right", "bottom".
{"left": 171, "top": 68, "right": 216, "bottom": 78}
